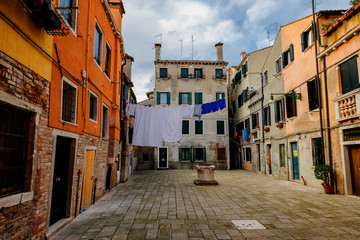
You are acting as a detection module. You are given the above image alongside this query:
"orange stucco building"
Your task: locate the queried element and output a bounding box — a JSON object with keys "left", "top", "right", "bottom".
{"left": 47, "top": 0, "right": 126, "bottom": 234}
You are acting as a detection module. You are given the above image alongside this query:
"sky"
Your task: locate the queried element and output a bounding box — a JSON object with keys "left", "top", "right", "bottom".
{"left": 122, "top": 0, "right": 350, "bottom": 102}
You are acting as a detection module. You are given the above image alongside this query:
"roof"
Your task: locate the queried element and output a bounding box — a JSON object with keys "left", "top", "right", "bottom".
{"left": 155, "top": 60, "right": 228, "bottom": 66}
{"left": 323, "top": 4, "right": 360, "bottom": 36}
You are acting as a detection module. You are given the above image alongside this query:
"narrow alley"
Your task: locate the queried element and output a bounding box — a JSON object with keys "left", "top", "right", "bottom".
{"left": 52, "top": 170, "right": 360, "bottom": 240}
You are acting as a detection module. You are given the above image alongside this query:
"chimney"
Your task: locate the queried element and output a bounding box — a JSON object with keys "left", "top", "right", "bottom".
{"left": 155, "top": 43, "right": 161, "bottom": 61}
{"left": 215, "top": 42, "right": 223, "bottom": 61}
{"left": 240, "top": 52, "right": 247, "bottom": 61}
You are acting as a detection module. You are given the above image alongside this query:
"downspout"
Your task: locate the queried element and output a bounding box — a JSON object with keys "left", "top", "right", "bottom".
{"left": 260, "top": 73, "right": 265, "bottom": 173}
{"left": 83, "top": 0, "right": 92, "bottom": 132}
{"left": 312, "top": 0, "right": 326, "bottom": 168}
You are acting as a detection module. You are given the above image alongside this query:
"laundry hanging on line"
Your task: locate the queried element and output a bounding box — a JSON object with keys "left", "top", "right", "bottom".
{"left": 127, "top": 98, "right": 226, "bottom": 147}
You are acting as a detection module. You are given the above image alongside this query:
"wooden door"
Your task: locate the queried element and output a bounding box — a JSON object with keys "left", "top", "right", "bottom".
{"left": 81, "top": 150, "right": 95, "bottom": 210}
{"left": 159, "top": 148, "right": 167, "bottom": 168}
{"left": 349, "top": 146, "right": 360, "bottom": 196}
{"left": 291, "top": 142, "right": 300, "bottom": 180}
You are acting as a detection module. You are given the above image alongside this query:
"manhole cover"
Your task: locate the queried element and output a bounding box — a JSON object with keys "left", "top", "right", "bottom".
{"left": 231, "top": 220, "right": 266, "bottom": 230}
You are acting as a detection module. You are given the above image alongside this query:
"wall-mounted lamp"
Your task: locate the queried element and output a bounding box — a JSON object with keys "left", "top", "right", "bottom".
{"left": 269, "top": 90, "right": 302, "bottom": 103}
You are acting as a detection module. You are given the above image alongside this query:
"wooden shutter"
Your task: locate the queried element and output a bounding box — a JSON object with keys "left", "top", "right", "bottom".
{"left": 301, "top": 32, "right": 306, "bottom": 51}
{"left": 292, "top": 92, "right": 297, "bottom": 116}
{"left": 190, "top": 147, "right": 193, "bottom": 162}
{"left": 282, "top": 52, "right": 286, "bottom": 68}
{"left": 167, "top": 92, "right": 170, "bottom": 104}
{"left": 202, "top": 148, "right": 206, "bottom": 161}
{"left": 349, "top": 56, "right": 359, "bottom": 90}
{"left": 179, "top": 148, "right": 182, "bottom": 161}
{"left": 189, "top": 92, "right": 192, "bottom": 105}
{"left": 274, "top": 100, "right": 279, "bottom": 123}
{"left": 179, "top": 92, "right": 182, "bottom": 104}
{"left": 216, "top": 93, "right": 219, "bottom": 101}
{"left": 199, "top": 93, "right": 202, "bottom": 104}
{"left": 290, "top": 44, "right": 294, "bottom": 62}
{"left": 157, "top": 92, "right": 160, "bottom": 104}
{"left": 192, "top": 147, "right": 196, "bottom": 161}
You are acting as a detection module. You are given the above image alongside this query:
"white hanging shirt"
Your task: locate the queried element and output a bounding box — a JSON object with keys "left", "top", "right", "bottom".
{"left": 162, "top": 107, "right": 182, "bottom": 142}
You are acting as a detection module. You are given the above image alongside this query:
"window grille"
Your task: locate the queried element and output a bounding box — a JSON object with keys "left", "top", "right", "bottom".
{"left": 62, "top": 81, "right": 76, "bottom": 122}
{"left": 344, "top": 128, "right": 360, "bottom": 141}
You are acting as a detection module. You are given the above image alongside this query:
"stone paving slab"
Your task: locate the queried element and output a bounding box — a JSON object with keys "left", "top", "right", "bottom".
{"left": 51, "top": 170, "right": 360, "bottom": 240}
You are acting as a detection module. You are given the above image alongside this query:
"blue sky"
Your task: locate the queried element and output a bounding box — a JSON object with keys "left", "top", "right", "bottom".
{"left": 122, "top": 0, "right": 350, "bottom": 101}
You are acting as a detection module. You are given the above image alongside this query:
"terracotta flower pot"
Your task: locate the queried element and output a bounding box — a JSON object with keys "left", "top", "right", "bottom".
{"left": 323, "top": 185, "right": 335, "bottom": 194}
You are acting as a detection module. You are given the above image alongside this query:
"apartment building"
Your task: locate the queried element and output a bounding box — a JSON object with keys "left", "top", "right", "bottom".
{"left": 153, "top": 43, "right": 229, "bottom": 169}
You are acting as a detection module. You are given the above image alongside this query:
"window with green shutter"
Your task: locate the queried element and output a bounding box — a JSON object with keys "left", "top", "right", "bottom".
{"left": 195, "top": 120, "right": 203, "bottom": 134}
{"left": 217, "top": 121, "right": 225, "bottom": 135}
{"left": 216, "top": 92, "right": 225, "bottom": 100}
{"left": 179, "top": 92, "right": 191, "bottom": 105}
{"left": 181, "top": 68, "right": 189, "bottom": 78}
{"left": 159, "top": 68, "right": 168, "bottom": 78}
{"left": 215, "top": 69, "right": 223, "bottom": 79}
{"left": 182, "top": 120, "right": 189, "bottom": 134}
{"left": 195, "top": 92, "right": 202, "bottom": 104}
{"left": 194, "top": 148, "right": 206, "bottom": 161}
{"left": 340, "top": 56, "right": 359, "bottom": 94}
{"left": 179, "top": 148, "right": 191, "bottom": 161}
{"left": 157, "top": 92, "right": 170, "bottom": 105}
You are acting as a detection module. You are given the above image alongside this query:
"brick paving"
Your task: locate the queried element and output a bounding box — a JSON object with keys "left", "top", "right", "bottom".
{"left": 51, "top": 170, "right": 360, "bottom": 240}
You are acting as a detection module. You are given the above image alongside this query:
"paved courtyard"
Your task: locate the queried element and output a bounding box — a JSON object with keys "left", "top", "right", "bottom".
{"left": 51, "top": 170, "right": 360, "bottom": 240}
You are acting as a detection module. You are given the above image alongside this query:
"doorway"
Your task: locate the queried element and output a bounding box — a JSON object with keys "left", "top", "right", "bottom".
{"left": 257, "top": 144, "right": 261, "bottom": 171}
{"left": 50, "top": 136, "right": 75, "bottom": 226}
{"left": 106, "top": 166, "right": 112, "bottom": 190}
{"left": 158, "top": 148, "right": 168, "bottom": 168}
{"left": 349, "top": 145, "right": 360, "bottom": 196}
{"left": 81, "top": 150, "right": 96, "bottom": 210}
{"left": 267, "top": 145, "right": 272, "bottom": 174}
{"left": 291, "top": 142, "right": 300, "bottom": 180}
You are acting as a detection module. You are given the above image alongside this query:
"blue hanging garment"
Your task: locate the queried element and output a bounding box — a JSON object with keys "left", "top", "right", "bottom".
{"left": 211, "top": 101, "right": 219, "bottom": 112}
{"left": 243, "top": 128, "right": 248, "bottom": 141}
{"left": 201, "top": 103, "right": 212, "bottom": 114}
{"left": 218, "top": 99, "right": 226, "bottom": 110}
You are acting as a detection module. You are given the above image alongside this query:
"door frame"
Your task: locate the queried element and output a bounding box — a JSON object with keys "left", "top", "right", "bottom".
{"left": 158, "top": 147, "right": 168, "bottom": 169}
{"left": 340, "top": 126, "right": 360, "bottom": 195}
{"left": 47, "top": 130, "right": 78, "bottom": 232}
{"left": 290, "top": 141, "right": 300, "bottom": 180}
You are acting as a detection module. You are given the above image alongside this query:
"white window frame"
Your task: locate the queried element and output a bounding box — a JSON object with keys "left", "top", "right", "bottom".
{"left": 60, "top": 77, "right": 78, "bottom": 125}
{"left": 303, "top": 24, "right": 314, "bottom": 50}
{"left": 102, "top": 103, "right": 109, "bottom": 139}
{"left": 104, "top": 41, "right": 111, "bottom": 81}
{"left": 89, "top": 90, "right": 99, "bottom": 123}
{"left": 94, "top": 19, "right": 104, "bottom": 68}
{"left": 218, "top": 92, "right": 225, "bottom": 99}
{"left": 57, "top": 0, "right": 78, "bottom": 36}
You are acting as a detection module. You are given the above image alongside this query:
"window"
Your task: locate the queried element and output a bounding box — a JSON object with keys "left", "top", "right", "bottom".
{"left": 275, "top": 57, "right": 282, "bottom": 74}
{"left": 89, "top": 91, "right": 98, "bottom": 122}
{"left": 312, "top": 138, "right": 324, "bottom": 166}
{"left": 234, "top": 72, "right": 242, "bottom": 83}
{"left": 301, "top": 26, "right": 314, "bottom": 51}
{"left": 251, "top": 113, "right": 259, "bottom": 129}
{"left": 194, "top": 68, "right": 203, "bottom": 79}
{"left": 263, "top": 106, "right": 271, "bottom": 126}
{"left": 307, "top": 78, "right": 319, "bottom": 111}
{"left": 217, "top": 121, "right": 225, "bottom": 135}
{"left": 58, "top": 0, "right": 77, "bottom": 28}
{"left": 182, "top": 120, "right": 189, "bottom": 134}
{"left": 215, "top": 69, "right": 223, "bottom": 79}
{"left": 280, "top": 144, "right": 285, "bottom": 167}
{"left": 157, "top": 92, "right": 170, "bottom": 105}
{"left": 236, "top": 122, "right": 244, "bottom": 137}
{"left": 282, "top": 44, "right": 294, "bottom": 68}
{"left": 61, "top": 78, "right": 77, "bottom": 123}
{"left": 180, "top": 148, "right": 191, "bottom": 161}
{"left": 216, "top": 92, "right": 225, "bottom": 100}
{"left": 262, "top": 71, "right": 268, "bottom": 85}
{"left": 94, "top": 22, "right": 103, "bottom": 66}
{"left": 159, "top": 68, "right": 168, "bottom": 78}
{"left": 195, "top": 120, "right": 203, "bottom": 134}
{"left": 241, "top": 62, "right": 248, "bottom": 75}
{"left": 340, "top": 56, "right": 359, "bottom": 94}
{"left": 179, "top": 92, "right": 192, "bottom": 105}
{"left": 274, "top": 98, "right": 285, "bottom": 123}
{"left": 0, "top": 103, "right": 34, "bottom": 197}
{"left": 128, "top": 127, "right": 133, "bottom": 144}
{"left": 245, "top": 148, "right": 251, "bottom": 162}
{"left": 194, "top": 148, "right": 206, "bottom": 161}
{"left": 237, "top": 95, "right": 241, "bottom": 109}
{"left": 195, "top": 92, "right": 202, "bottom": 104}
{"left": 286, "top": 93, "right": 297, "bottom": 118}
{"left": 181, "top": 68, "right": 189, "bottom": 78}
{"left": 104, "top": 43, "right": 111, "bottom": 77}
{"left": 245, "top": 118, "right": 250, "bottom": 133}
{"left": 217, "top": 148, "right": 226, "bottom": 160}
{"left": 102, "top": 104, "right": 109, "bottom": 138}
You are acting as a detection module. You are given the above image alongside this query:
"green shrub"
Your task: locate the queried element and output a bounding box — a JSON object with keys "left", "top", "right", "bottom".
{"left": 314, "top": 164, "right": 333, "bottom": 186}
{"left": 350, "top": 0, "right": 360, "bottom": 6}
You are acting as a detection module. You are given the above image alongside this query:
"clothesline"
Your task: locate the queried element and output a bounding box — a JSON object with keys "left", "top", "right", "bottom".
{"left": 126, "top": 98, "right": 226, "bottom": 147}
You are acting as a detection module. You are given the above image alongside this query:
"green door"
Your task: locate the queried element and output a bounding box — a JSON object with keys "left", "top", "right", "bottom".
{"left": 291, "top": 142, "right": 299, "bottom": 180}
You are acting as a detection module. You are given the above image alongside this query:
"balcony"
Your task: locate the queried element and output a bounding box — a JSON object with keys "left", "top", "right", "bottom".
{"left": 212, "top": 74, "right": 226, "bottom": 80}
{"left": 332, "top": 88, "right": 360, "bottom": 123}
{"left": 157, "top": 74, "right": 171, "bottom": 79}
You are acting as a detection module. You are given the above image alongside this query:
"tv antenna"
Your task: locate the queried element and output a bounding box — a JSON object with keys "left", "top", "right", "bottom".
{"left": 179, "top": 39, "right": 183, "bottom": 60}
{"left": 191, "top": 35, "right": 195, "bottom": 60}
{"left": 264, "top": 22, "right": 277, "bottom": 47}
{"left": 154, "top": 34, "right": 162, "bottom": 44}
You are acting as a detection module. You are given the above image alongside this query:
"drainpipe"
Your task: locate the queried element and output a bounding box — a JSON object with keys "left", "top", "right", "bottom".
{"left": 260, "top": 73, "right": 265, "bottom": 173}
{"left": 312, "top": 0, "right": 326, "bottom": 167}
{"left": 83, "top": 0, "right": 92, "bottom": 132}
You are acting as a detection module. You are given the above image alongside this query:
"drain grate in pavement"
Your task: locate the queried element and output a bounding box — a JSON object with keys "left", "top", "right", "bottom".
{"left": 231, "top": 220, "right": 266, "bottom": 230}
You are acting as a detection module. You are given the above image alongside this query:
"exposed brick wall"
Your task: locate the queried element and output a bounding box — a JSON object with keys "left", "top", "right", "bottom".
{"left": 0, "top": 51, "right": 52, "bottom": 240}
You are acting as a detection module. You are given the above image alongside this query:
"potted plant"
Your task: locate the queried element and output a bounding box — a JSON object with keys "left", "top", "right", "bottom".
{"left": 314, "top": 164, "right": 335, "bottom": 194}
{"left": 263, "top": 126, "right": 270, "bottom": 132}
{"left": 276, "top": 122, "right": 283, "bottom": 128}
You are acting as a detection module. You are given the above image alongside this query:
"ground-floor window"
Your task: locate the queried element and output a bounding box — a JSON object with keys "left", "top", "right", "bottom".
{"left": 142, "top": 153, "right": 149, "bottom": 162}
{"left": 0, "top": 103, "right": 35, "bottom": 197}
{"left": 179, "top": 148, "right": 191, "bottom": 161}
{"left": 194, "top": 147, "right": 206, "bottom": 161}
{"left": 312, "top": 138, "right": 324, "bottom": 166}
{"left": 280, "top": 144, "right": 285, "bottom": 167}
